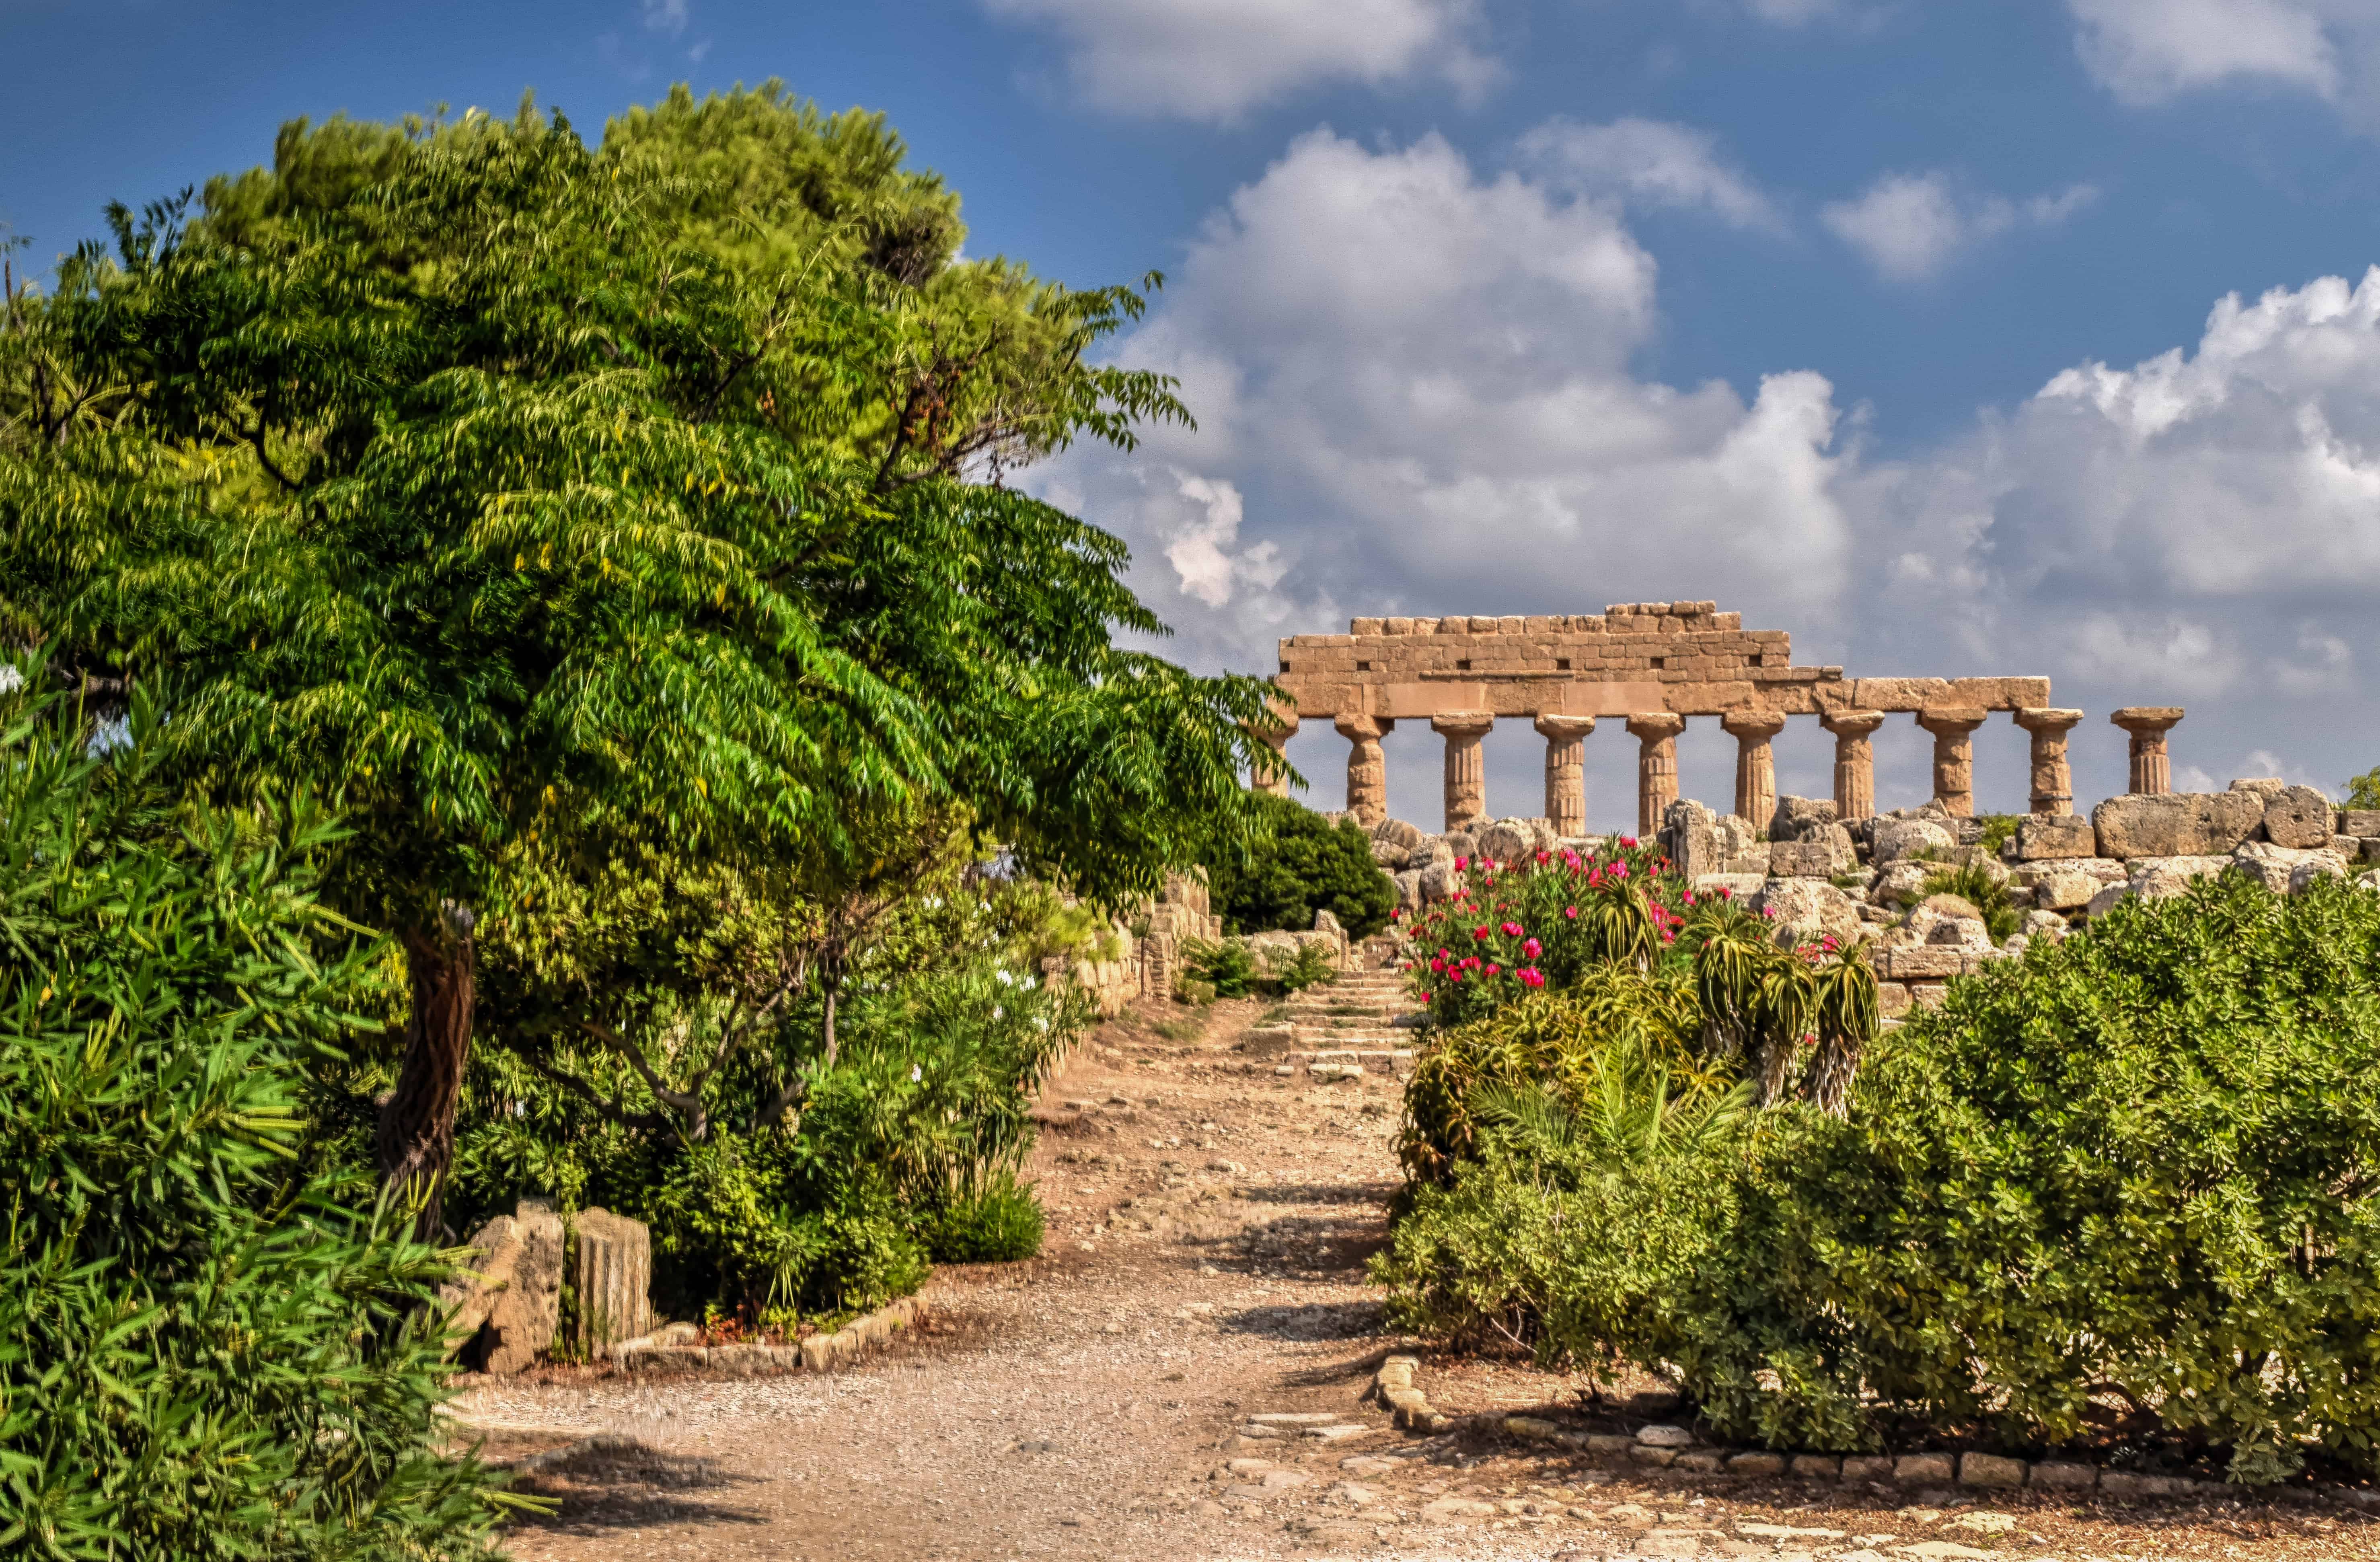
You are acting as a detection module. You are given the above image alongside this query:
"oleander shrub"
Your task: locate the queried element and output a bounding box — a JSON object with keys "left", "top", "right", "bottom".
{"left": 1381, "top": 872, "right": 2380, "bottom": 1480}
{"left": 0, "top": 684, "right": 504, "bottom": 1559}
{"left": 1202, "top": 792, "right": 1395, "bottom": 940}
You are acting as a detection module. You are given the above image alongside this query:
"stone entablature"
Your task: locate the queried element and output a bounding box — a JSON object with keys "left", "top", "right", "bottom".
{"left": 1255, "top": 602, "right": 2161, "bottom": 834}
{"left": 1272, "top": 602, "right": 2049, "bottom": 723}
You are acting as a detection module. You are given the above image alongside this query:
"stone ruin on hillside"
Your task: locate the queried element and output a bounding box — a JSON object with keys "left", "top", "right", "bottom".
{"left": 1250, "top": 601, "right": 2186, "bottom": 833}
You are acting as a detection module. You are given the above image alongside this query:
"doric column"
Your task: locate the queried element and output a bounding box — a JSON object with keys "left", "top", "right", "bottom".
{"left": 1430, "top": 711, "right": 1494, "bottom": 833}
{"left": 1533, "top": 714, "right": 1596, "bottom": 837}
{"left": 2111, "top": 707, "right": 2183, "bottom": 796}
{"left": 1334, "top": 714, "right": 1393, "bottom": 827}
{"left": 2013, "top": 707, "right": 2084, "bottom": 815}
{"left": 1624, "top": 712, "right": 1686, "bottom": 840}
{"left": 1719, "top": 710, "right": 1787, "bottom": 831}
{"left": 1915, "top": 707, "right": 1988, "bottom": 818}
{"left": 1820, "top": 709, "right": 1885, "bottom": 823}
{"left": 1244, "top": 712, "right": 1298, "bottom": 798}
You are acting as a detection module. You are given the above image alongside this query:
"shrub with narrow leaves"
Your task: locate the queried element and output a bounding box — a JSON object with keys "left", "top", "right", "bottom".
{"left": 0, "top": 682, "right": 504, "bottom": 1559}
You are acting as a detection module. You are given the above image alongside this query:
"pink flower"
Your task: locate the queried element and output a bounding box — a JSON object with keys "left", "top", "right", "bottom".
{"left": 1762, "top": 906, "right": 1779, "bottom": 920}
{"left": 1419, "top": 991, "right": 1433, "bottom": 1002}
{"left": 1683, "top": 891, "right": 1697, "bottom": 907}
{"left": 1517, "top": 967, "right": 1546, "bottom": 988}
{"left": 1522, "top": 937, "right": 1541, "bottom": 958}
{"left": 1500, "top": 921, "right": 1523, "bottom": 938}
{"left": 1484, "top": 963, "right": 1501, "bottom": 977}
{"left": 1620, "top": 835, "right": 1638, "bottom": 848}
{"left": 1564, "top": 906, "right": 1579, "bottom": 920}
{"left": 1472, "top": 926, "right": 1491, "bottom": 941}
{"left": 1429, "top": 957, "right": 1446, "bottom": 974}
{"left": 1535, "top": 850, "right": 1550, "bottom": 865}
{"left": 1454, "top": 856, "right": 1469, "bottom": 871}
{"left": 1716, "top": 886, "right": 1733, "bottom": 900}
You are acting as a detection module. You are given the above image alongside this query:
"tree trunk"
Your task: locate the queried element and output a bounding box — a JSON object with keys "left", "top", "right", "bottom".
{"left": 378, "top": 909, "right": 477, "bottom": 1238}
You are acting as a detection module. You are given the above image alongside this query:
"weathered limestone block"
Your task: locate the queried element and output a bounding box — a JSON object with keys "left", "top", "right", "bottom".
{"left": 1768, "top": 826, "right": 1855, "bottom": 877}
{"left": 2263, "top": 785, "right": 2335, "bottom": 849}
{"left": 1871, "top": 816, "right": 1955, "bottom": 865}
{"left": 574, "top": 1206, "right": 654, "bottom": 1356}
{"left": 2091, "top": 792, "right": 2263, "bottom": 860}
{"left": 2342, "top": 809, "right": 2380, "bottom": 837}
{"left": 1661, "top": 798, "right": 1725, "bottom": 881}
{"left": 2228, "top": 777, "right": 2286, "bottom": 799}
{"left": 1474, "top": 818, "right": 1537, "bottom": 867}
{"left": 1769, "top": 794, "right": 1838, "bottom": 842}
{"left": 1871, "top": 861, "right": 1930, "bottom": 907}
{"left": 1370, "top": 837, "right": 1412, "bottom": 871}
{"left": 2015, "top": 813, "right": 2096, "bottom": 861}
{"left": 440, "top": 1197, "right": 567, "bottom": 1375}
{"left": 1692, "top": 873, "right": 1765, "bottom": 901}
{"left": 1417, "top": 862, "right": 1459, "bottom": 904}
{"left": 2020, "top": 908, "right": 2070, "bottom": 941}
{"left": 1371, "top": 817, "right": 1426, "bottom": 853}
{"left": 1757, "top": 879, "right": 1862, "bottom": 947}
{"left": 1392, "top": 869, "right": 1422, "bottom": 912}
{"left": 2231, "top": 841, "right": 2349, "bottom": 894}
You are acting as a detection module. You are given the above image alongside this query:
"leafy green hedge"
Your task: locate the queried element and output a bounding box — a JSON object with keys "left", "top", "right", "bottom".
{"left": 0, "top": 688, "right": 502, "bottom": 1558}
{"left": 1381, "top": 873, "right": 2380, "bottom": 1481}
{"left": 1203, "top": 792, "right": 1393, "bottom": 940}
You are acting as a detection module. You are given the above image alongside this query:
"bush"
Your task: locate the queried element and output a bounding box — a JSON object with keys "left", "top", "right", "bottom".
{"left": 0, "top": 686, "right": 502, "bottom": 1558}
{"left": 1181, "top": 936, "right": 1259, "bottom": 1000}
{"left": 1918, "top": 858, "right": 2019, "bottom": 942}
{"left": 446, "top": 882, "right": 1080, "bottom": 1328}
{"left": 1275, "top": 940, "right": 1337, "bottom": 994}
{"left": 1203, "top": 792, "right": 1394, "bottom": 939}
{"left": 1381, "top": 874, "right": 2380, "bottom": 1480}
{"left": 926, "top": 1172, "right": 1046, "bottom": 1262}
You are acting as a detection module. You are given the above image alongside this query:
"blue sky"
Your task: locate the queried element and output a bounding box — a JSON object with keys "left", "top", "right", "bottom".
{"left": 10, "top": 0, "right": 2380, "bottom": 831}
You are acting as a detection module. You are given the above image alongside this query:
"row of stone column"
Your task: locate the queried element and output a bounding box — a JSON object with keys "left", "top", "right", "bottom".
{"left": 1254, "top": 705, "right": 2188, "bottom": 836}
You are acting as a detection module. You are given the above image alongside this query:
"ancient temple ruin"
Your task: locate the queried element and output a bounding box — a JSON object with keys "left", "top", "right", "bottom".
{"left": 1251, "top": 602, "right": 2186, "bottom": 831}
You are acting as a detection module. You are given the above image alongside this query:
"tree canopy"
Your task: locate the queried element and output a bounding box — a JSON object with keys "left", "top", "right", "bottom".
{"left": 0, "top": 84, "right": 1268, "bottom": 1222}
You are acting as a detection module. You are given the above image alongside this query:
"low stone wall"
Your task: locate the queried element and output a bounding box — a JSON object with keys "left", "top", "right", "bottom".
{"left": 614, "top": 1294, "right": 923, "bottom": 1377}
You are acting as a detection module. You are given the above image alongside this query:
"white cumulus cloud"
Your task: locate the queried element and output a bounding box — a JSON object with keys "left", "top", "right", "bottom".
{"left": 981, "top": 0, "right": 1494, "bottom": 121}
{"left": 1822, "top": 171, "right": 2098, "bottom": 282}
{"left": 2068, "top": 0, "right": 2358, "bottom": 105}
{"left": 1519, "top": 117, "right": 1786, "bottom": 231}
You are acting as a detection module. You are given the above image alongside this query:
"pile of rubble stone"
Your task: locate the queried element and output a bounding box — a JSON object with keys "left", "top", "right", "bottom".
{"left": 1352, "top": 778, "right": 2376, "bottom": 1022}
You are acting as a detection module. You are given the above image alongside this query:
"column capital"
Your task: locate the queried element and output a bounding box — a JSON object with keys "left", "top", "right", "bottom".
{"left": 1533, "top": 712, "right": 1597, "bottom": 742}
{"left": 1820, "top": 708, "right": 1886, "bottom": 738}
{"left": 1915, "top": 706, "right": 1989, "bottom": 737}
{"left": 1242, "top": 709, "right": 1300, "bottom": 743}
{"left": 2111, "top": 706, "right": 2184, "bottom": 735}
{"left": 1429, "top": 709, "right": 1495, "bottom": 739}
{"left": 1719, "top": 708, "right": 1787, "bottom": 740}
{"left": 1624, "top": 711, "right": 1685, "bottom": 741}
{"left": 2013, "top": 706, "right": 2086, "bottom": 735}
{"left": 1333, "top": 712, "right": 1394, "bottom": 741}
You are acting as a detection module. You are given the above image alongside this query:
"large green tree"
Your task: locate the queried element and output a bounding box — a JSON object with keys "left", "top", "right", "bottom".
{"left": 0, "top": 88, "right": 1266, "bottom": 1229}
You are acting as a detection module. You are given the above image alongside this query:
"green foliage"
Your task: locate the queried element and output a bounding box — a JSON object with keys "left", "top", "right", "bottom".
{"left": 1182, "top": 936, "right": 1259, "bottom": 1000}
{"left": 1202, "top": 792, "right": 1394, "bottom": 940}
{"left": 2348, "top": 768, "right": 2380, "bottom": 811}
{"left": 1, "top": 85, "right": 1272, "bottom": 1213}
{"left": 1918, "top": 859, "right": 2021, "bottom": 942}
{"left": 925, "top": 1172, "right": 1046, "bottom": 1263}
{"left": 1275, "top": 940, "right": 1337, "bottom": 994}
{"left": 1973, "top": 813, "right": 2023, "bottom": 856}
{"left": 1381, "top": 873, "right": 2380, "bottom": 1480}
{"left": 450, "top": 867, "right": 1076, "bottom": 1321}
{"left": 0, "top": 679, "right": 504, "bottom": 1558}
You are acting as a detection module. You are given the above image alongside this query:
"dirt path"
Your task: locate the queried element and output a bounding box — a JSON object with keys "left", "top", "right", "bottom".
{"left": 456, "top": 977, "right": 2380, "bottom": 1562}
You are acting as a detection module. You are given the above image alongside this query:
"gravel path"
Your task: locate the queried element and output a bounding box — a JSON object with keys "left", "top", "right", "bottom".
{"left": 455, "top": 990, "right": 2380, "bottom": 1562}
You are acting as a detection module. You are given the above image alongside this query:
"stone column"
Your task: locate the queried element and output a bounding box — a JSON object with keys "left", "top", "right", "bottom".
{"left": 1334, "top": 714, "right": 1393, "bottom": 827}
{"left": 1624, "top": 712, "right": 1686, "bottom": 840}
{"left": 2013, "top": 708, "right": 2085, "bottom": 815}
{"left": 1533, "top": 714, "right": 1596, "bottom": 837}
{"left": 1719, "top": 710, "right": 1787, "bottom": 830}
{"left": 1244, "top": 714, "right": 1298, "bottom": 798}
{"left": 2111, "top": 707, "right": 2183, "bottom": 796}
{"left": 1915, "top": 707, "right": 1988, "bottom": 818}
{"left": 1820, "top": 709, "right": 1885, "bottom": 823}
{"left": 1430, "top": 711, "right": 1494, "bottom": 833}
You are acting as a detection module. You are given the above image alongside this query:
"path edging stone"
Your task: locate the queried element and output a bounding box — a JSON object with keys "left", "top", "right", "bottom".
{"left": 614, "top": 1294, "right": 923, "bottom": 1379}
